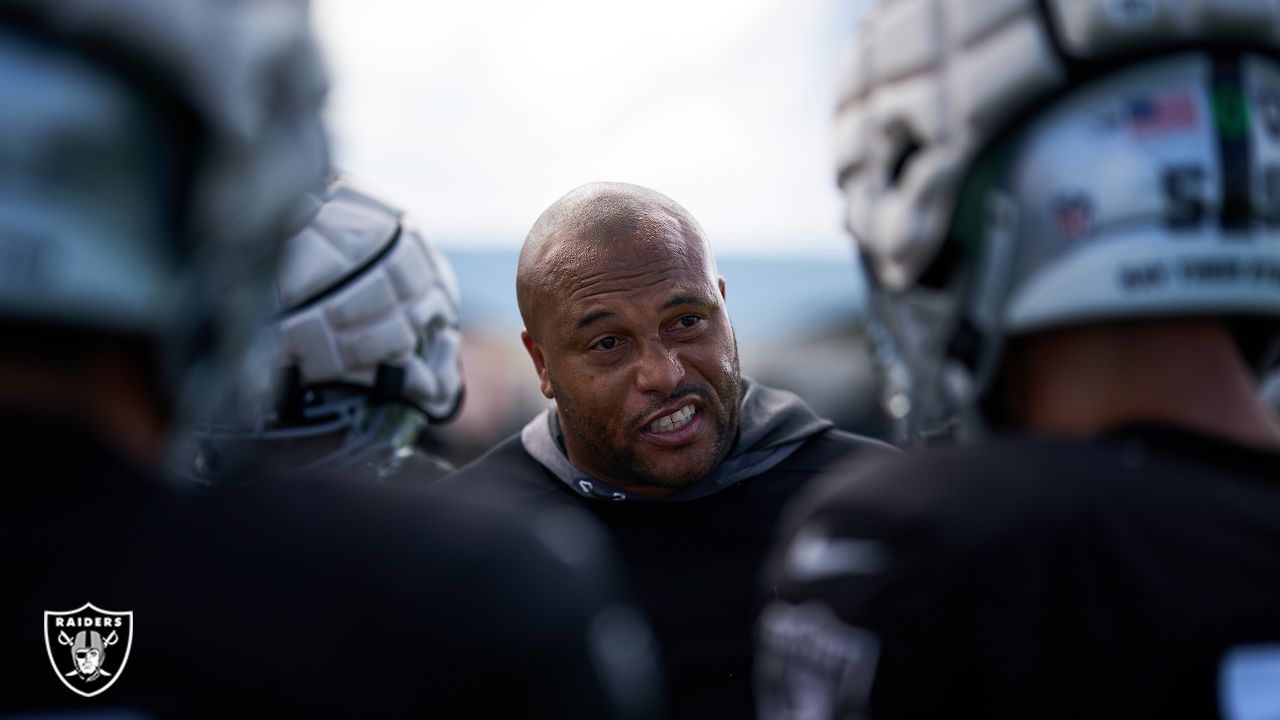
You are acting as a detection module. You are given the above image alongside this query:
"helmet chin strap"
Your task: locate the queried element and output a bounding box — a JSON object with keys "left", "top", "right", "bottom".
{"left": 285, "top": 403, "right": 421, "bottom": 478}
{"left": 192, "top": 391, "right": 425, "bottom": 481}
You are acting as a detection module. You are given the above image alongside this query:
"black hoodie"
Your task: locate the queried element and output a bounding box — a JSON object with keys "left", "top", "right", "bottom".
{"left": 439, "top": 379, "right": 895, "bottom": 719}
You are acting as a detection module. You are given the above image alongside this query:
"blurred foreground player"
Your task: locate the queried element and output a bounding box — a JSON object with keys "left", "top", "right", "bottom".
{"left": 0, "top": 2, "right": 658, "bottom": 717}
{"left": 195, "top": 176, "right": 464, "bottom": 484}
{"left": 759, "top": 1, "right": 1280, "bottom": 717}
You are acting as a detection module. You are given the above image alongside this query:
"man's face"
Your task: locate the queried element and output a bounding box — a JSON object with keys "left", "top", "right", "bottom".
{"left": 524, "top": 232, "right": 741, "bottom": 495}
{"left": 75, "top": 648, "right": 101, "bottom": 676}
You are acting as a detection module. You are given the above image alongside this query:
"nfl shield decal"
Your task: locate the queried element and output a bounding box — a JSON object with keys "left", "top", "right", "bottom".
{"left": 44, "top": 602, "right": 133, "bottom": 697}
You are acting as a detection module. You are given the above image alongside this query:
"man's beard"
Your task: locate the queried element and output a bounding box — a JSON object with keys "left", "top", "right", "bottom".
{"left": 555, "top": 345, "right": 742, "bottom": 490}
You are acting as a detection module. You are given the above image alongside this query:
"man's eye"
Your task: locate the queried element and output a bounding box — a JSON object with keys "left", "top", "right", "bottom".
{"left": 594, "top": 336, "right": 620, "bottom": 351}
{"left": 678, "top": 315, "right": 701, "bottom": 328}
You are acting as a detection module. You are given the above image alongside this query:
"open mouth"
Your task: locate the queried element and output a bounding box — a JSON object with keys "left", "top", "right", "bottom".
{"left": 647, "top": 404, "right": 696, "bottom": 433}
{"left": 639, "top": 403, "right": 705, "bottom": 447}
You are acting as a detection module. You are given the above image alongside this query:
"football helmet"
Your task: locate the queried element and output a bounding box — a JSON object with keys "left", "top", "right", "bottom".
{"left": 840, "top": 0, "right": 1280, "bottom": 441}
{"left": 199, "top": 176, "right": 464, "bottom": 477}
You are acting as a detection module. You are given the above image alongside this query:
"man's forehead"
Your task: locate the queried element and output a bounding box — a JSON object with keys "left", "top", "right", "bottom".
{"left": 553, "top": 220, "right": 708, "bottom": 262}
{"left": 528, "top": 239, "right": 710, "bottom": 338}
{"left": 548, "top": 233, "right": 714, "bottom": 299}
{"left": 517, "top": 184, "right": 720, "bottom": 339}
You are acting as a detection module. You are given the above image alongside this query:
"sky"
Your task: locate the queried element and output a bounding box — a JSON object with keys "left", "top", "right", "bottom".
{"left": 313, "top": 0, "right": 868, "bottom": 257}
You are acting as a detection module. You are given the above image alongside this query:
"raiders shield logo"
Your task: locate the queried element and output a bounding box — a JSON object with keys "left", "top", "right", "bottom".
{"left": 44, "top": 603, "right": 133, "bottom": 697}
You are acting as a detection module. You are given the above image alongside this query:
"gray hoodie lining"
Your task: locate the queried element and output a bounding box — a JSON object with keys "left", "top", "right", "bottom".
{"left": 520, "top": 378, "right": 832, "bottom": 502}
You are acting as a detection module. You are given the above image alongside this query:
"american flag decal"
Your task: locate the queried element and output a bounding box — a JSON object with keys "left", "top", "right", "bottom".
{"left": 1125, "top": 91, "right": 1198, "bottom": 137}
{"left": 1053, "top": 194, "right": 1094, "bottom": 240}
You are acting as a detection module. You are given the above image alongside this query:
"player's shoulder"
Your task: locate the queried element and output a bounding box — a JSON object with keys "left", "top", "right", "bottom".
{"left": 861, "top": 427, "right": 1280, "bottom": 529}
{"left": 435, "top": 431, "right": 564, "bottom": 501}
{"left": 228, "top": 468, "right": 561, "bottom": 551}
{"left": 801, "top": 427, "right": 898, "bottom": 459}
{"left": 762, "top": 427, "right": 898, "bottom": 483}
{"left": 220, "top": 471, "right": 622, "bottom": 638}
{"left": 201, "top": 474, "right": 648, "bottom": 716}
{"left": 785, "top": 435, "right": 1108, "bottom": 553}
{"left": 444, "top": 431, "right": 536, "bottom": 477}
{"left": 382, "top": 447, "right": 454, "bottom": 486}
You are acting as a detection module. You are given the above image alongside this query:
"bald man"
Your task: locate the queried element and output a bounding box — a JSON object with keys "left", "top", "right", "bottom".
{"left": 440, "top": 182, "right": 892, "bottom": 718}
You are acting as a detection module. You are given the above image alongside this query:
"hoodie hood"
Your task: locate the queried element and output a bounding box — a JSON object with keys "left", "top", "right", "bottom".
{"left": 520, "top": 378, "right": 832, "bottom": 502}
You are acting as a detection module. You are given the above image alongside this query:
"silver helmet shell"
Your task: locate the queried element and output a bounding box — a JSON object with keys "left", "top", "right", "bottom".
{"left": 206, "top": 176, "right": 464, "bottom": 477}
{"left": 839, "top": 0, "right": 1280, "bottom": 442}
{"left": 273, "top": 177, "right": 463, "bottom": 421}
{"left": 0, "top": 0, "right": 328, "bottom": 422}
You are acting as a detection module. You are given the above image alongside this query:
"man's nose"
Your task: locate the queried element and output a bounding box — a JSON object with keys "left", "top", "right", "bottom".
{"left": 634, "top": 338, "right": 685, "bottom": 396}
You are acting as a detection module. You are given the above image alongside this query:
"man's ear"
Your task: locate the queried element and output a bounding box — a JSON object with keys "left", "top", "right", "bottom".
{"left": 718, "top": 275, "right": 727, "bottom": 300}
{"left": 521, "top": 328, "right": 555, "bottom": 399}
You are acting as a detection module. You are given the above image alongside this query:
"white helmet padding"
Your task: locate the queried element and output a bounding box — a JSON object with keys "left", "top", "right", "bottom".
{"left": 271, "top": 177, "right": 464, "bottom": 424}
{"left": 197, "top": 177, "right": 464, "bottom": 479}
{"left": 839, "top": 0, "right": 1280, "bottom": 292}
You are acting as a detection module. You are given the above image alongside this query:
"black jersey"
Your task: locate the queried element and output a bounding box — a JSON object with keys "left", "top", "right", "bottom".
{"left": 758, "top": 424, "right": 1280, "bottom": 719}
{"left": 1, "top": 412, "right": 660, "bottom": 718}
{"left": 442, "top": 423, "right": 893, "bottom": 720}
{"left": 382, "top": 446, "right": 455, "bottom": 485}
{"left": 191, "top": 432, "right": 455, "bottom": 487}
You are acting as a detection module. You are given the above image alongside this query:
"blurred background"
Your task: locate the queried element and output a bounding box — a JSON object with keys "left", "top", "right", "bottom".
{"left": 312, "top": 0, "right": 886, "bottom": 464}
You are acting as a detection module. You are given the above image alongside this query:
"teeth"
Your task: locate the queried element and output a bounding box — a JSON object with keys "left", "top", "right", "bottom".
{"left": 649, "top": 404, "right": 695, "bottom": 433}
